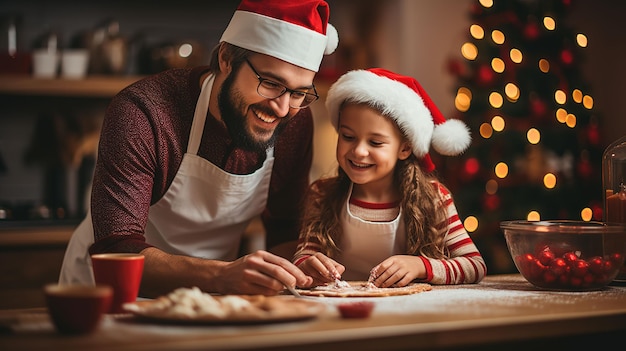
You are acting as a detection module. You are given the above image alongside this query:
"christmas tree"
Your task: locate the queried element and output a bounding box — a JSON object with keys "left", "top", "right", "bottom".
{"left": 441, "top": 0, "right": 604, "bottom": 273}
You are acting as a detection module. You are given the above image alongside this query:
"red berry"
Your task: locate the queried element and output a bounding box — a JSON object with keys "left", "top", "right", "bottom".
{"left": 543, "top": 270, "right": 557, "bottom": 284}
{"left": 562, "top": 252, "right": 579, "bottom": 265}
{"left": 529, "top": 258, "right": 548, "bottom": 279}
{"left": 516, "top": 254, "right": 535, "bottom": 276}
{"left": 337, "top": 302, "right": 375, "bottom": 319}
{"left": 570, "top": 276, "right": 583, "bottom": 287}
{"left": 538, "top": 248, "right": 556, "bottom": 266}
{"left": 588, "top": 256, "right": 604, "bottom": 275}
{"left": 571, "top": 259, "right": 589, "bottom": 277}
{"left": 609, "top": 253, "right": 624, "bottom": 265}
{"left": 602, "top": 259, "right": 614, "bottom": 273}
{"left": 549, "top": 258, "right": 568, "bottom": 276}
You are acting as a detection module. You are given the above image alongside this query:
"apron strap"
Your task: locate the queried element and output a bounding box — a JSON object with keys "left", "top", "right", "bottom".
{"left": 187, "top": 74, "right": 215, "bottom": 155}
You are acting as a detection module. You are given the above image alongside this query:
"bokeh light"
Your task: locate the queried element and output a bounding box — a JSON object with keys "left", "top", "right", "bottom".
{"left": 504, "top": 83, "right": 519, "bottom": 101}
{"left": 491, "top": 115, "right": 505, "bottom": 132}
{"left": 485, "top": 179, "right": 498, "bottom": 195}
{"left": 495, "top": 162, "right": 508, "bottom": 178}
{"left": 480, "top": 122, "right": 494, "bottom": 138}
{"left": 510, "top": 48, "right": 523, "bottom": 63}
{"left": 583, "top": 95, "right": 594, "bottom": 109}
{"left": 491, "top": 30, "right": 505, "bottom": 44}
{"left": 489, "top": 92, "right": 503, "bottom": 108}
{"left": 572, "top": 89, "right": 583, "bottom": 103}
{"left": 539, "top": 59, "right": 550, "bottom": 73}
{"left": 470, "top": 24, "right": 485, "bottom": 39}
{"left": 566, "top": 113, "right": 577, "bottom": 128}
{"left": 527, "top": 128, "right": 540, "bottom": 144}
{"left": 543, "top": 173, "right": 556, "bottom": 189}
{"left": 491, "top": 57, "right": 505, "bottom": 73}
{"left": 543, "top": 16, "right": 556, "bottom": 30}
{"left": 461, "top": 42, "right": 478, "bottom": 60}
{"left": 576, "top": 33, "right": 588, "bottom": 47}
{"left": 556, "top": 108, "right": 567, "bottom": 123}
{"left": 554, "top": 90, "right": 567, "bottom": 104}
{"left": 455, "top": 87, "right": 472, "bottom": 112}
{"left": 464, "top": 216, "right": 479, "bottom": 232}
{"left": 527, "top": 211, "right": 541, "bottom": 221}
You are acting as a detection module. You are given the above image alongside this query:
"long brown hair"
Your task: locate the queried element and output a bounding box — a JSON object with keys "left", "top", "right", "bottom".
{"left": 298, "top": 101, "right": 450, "bottom": 259}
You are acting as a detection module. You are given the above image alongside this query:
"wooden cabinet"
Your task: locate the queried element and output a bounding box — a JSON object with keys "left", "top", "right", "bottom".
{"left": 0, "top": 225, "right": 74, "bottom": 309}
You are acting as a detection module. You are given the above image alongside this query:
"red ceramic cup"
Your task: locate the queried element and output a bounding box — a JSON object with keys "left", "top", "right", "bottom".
{"left": 44, "top": 284, "right": 113, "bottom": 334}
{"left": 90, "top": 253, "right": 144, "bottom": 313}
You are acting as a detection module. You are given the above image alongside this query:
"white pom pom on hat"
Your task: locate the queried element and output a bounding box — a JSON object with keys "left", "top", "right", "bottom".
{"left": 325, "top": 68, "right": 471, "bottom": 172}
{"left": 220, "top": 0, "right": 339, "bottom": 72}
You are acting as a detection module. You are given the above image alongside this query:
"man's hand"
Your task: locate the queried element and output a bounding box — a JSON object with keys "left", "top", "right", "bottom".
{"left": 215, "top": 250, "right": 313, "bottom": 295}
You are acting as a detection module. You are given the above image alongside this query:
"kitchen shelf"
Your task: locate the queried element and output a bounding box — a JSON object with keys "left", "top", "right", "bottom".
{"left": 0, "top": 75, "right": 145, "bottom": 98}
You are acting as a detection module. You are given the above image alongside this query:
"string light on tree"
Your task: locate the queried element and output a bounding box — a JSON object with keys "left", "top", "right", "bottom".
{"left": 442, "top": 0, "right": 604, "bottom": 274}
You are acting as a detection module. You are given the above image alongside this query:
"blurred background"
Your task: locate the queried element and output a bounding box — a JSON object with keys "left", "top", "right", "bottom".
{"left": 1, "top": 0, "right": 626, "bottom": 306}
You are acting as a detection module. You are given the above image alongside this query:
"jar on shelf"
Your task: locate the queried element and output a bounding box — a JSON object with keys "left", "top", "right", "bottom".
{"left": 602, "top": 135, "right": 626, "bottom": 282}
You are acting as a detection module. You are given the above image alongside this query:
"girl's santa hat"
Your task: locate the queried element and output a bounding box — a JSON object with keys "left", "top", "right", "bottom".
{"left": 326, "top": 68, "right": 471, "bottom": 172}
{"left": 220, "top": 0, "right": 339, "bottom": 72}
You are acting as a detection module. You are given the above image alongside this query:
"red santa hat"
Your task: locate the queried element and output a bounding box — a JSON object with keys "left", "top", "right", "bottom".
{"left": 220, "top": 0, "right": 339, "bottom": 72}
{"left": 325, "top": 68, "right": 471, "bottom": 172}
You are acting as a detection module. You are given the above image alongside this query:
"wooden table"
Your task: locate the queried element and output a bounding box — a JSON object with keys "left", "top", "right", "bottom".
{"left": 1, "top": 274, "right": 625, "bottom": 351}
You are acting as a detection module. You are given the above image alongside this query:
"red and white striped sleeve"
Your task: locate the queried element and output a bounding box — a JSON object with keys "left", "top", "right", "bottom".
{"left": 418, "top": 184, "right": 487, "bottom": 284}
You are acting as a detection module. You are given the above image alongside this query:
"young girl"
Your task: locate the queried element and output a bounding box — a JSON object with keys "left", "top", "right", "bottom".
{"left": 293, "top": 68, "right": 486, "bottom": 288}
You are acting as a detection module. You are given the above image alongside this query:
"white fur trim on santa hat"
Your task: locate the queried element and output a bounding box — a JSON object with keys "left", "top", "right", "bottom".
{"left": 220, "top": 11, "right": 338, "bottom": 72}
{"left": 432, "top": 118, "right": 471, "bottom": 156}
{"left": 326, "top": 69, "right": 434, "bottom": 157}
{"left": 326, "top": 69, "right": 471, "bottom": 158}
{"left": 325, "top": 24, "right": 339, "bottom": 55}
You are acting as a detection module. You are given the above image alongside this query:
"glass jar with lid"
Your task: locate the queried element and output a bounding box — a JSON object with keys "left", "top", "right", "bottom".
{"left": 602, "top": 135, "right": 626, "bottom": 282}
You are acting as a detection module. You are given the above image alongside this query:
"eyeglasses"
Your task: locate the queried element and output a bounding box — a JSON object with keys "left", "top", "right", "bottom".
{"left": 245, "top": 59, "right": 319, "bottom": 109}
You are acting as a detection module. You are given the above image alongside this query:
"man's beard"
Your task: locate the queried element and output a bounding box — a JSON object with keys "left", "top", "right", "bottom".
{"left": 217, "top": 72, "right": 288, "bottom": 152}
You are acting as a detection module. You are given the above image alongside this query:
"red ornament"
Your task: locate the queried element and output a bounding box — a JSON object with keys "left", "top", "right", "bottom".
{"left": 591, "top": 202, "right": 603, "bottom": 221}
{"left": 587, "top": 123, "right": 601, "bottom": 146}
{"left": 477, "top": 64, "right": 494, "bottom": 84}
{"left": 464, "top": 157, "right": 480, "bottom": 176}
{"left": 576, "top": 158, "right": 594, "bottom": 179}
{"left": 447, "top": 58, "right": 465, "bottom": 77}
{"left": 530, "top": 97, "right": 547, "bottom": 118}
{"left": 524, "top": 22, "right": 540, "bottom": 40}
{"left": 482, "top": 193, "right": 500, "bottom": 211}
{"left": 560, "top": 49, "right": 574, "bottom": 65}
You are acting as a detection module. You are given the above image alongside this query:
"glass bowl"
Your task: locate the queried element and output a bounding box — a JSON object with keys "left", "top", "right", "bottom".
{"left": 500, "top": 220, "right": 626, "bottom": 291}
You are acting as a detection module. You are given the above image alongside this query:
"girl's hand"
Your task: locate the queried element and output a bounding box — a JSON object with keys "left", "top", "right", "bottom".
{"left": 368, "top": 255, "right": 426, "bottom": 288}
{"left": 297, "top": 252, "right": 345, "bottom": 287}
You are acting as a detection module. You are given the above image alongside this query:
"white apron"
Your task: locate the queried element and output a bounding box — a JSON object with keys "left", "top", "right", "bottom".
{"left": 59, "top": 74, "right": 274, "bottom": 284}
{"left": 337, "top": 184, "right": 406, "bottom": 281}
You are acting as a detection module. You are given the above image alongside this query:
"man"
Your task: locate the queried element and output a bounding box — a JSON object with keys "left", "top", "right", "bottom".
{"left": 59, "top": 0, "right": 339, "bottom": 297}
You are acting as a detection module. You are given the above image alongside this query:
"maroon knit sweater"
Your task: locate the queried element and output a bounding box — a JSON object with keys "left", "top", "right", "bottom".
{"left": 88, "top": 66, "right": 313, "bottom": 255}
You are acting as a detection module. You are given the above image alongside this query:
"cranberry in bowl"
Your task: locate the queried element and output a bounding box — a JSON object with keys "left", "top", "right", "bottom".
{"left": 500, "top": 220, "right": 626, "bottom": 291}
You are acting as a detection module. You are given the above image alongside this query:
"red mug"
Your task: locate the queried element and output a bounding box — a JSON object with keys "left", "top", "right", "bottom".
{"left": 44, "top": 284, "right": 113, "bottom": 334}
{"left": 91, "top": 253, "right": 144, "bottom": 313}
